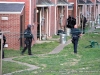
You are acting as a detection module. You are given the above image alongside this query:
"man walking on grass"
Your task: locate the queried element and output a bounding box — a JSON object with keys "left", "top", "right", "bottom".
{"left": 21, "top": 25, "right": 34, "bottom": 55}
{"left": 71, "top": 25, "right": 82, "bottom": 53}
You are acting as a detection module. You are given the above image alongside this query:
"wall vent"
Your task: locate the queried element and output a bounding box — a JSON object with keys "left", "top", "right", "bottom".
{"left": 1, "top": 17, "right": 8, "bottom": 20}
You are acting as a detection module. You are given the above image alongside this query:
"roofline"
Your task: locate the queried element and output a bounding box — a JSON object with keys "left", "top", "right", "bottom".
{"left": 78, "top": 3, "right": 94, "bottom": 5}
{"left": 57, "top": 3, "right": 70, "bottom": 6}
{"left": 36, "top": 4, "right": 55, "bottom": 7}
{"left": 86, "top": 3, "right": 93, "bottom": 5}
{"left": 0, "top": 12, "right": 21, "bottom": 14}
{"left": 69, "top": 2, "right": 74, "bottom": 5}
{"left": 21, "top": 5, "right": 25, "bottom": 14}
{"left": 68, "top": 9, "right": 73, "bottom": 10}
{"left": 37, "top": 5, "right": 51, "bottom": 7}
{"left": 0, "top": 2, "right": 25, "bottom": 14}
{"left": 0, "top": 2, "right": 25, "bottom": 4}
{"left": 57, "top": 4, "right": 69, "bottom": 6}
{"left": 78, "top": 4, "right": 86, "bottom": 5}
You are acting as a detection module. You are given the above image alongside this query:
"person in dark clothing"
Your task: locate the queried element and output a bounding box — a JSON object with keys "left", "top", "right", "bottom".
{"left": 0, "top": 30, "right": 6, "bottom": 58}
{"left": 80, "top": 15, "right": 87, "bottom": 34}
{"left": 71, "top": 25, "right": 82, "bottom": 54}
{"left": 2, "top": 35, "right": 6, "bottom": 58}
{"left": 67, "top": 15, "right": 76, "bottom": 28}
{"left": 21, "top": 25, "right": 34, "bottom": 55}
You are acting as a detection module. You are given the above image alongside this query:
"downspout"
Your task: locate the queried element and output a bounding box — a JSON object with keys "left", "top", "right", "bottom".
{"left": 84, "top": 4, "right": 85, "bottom": 17}
{"left": 85, "top": 3, "right": 87, "bottom": 18}
{"left": 90, "top": 5, "right": 91, "bottom": 21}
{"left": 40, "top": 9, "right": 42, "bottom": 40}
{"left": 79, "top": 6, "right": 81, "bottom": 26}
{"left": 55, "top": 0, "right": 57, "bottom": 35}
{"left": 66, "top": 0, "right": 68, "bottom": 18}
{"left": 67, "top": 3, "right": 68, "bottom": 18}
{"left": 95, "top": 5, "right": 97, "bottom": 21}
{"left": 46, "top": 9, "right": 48, "bottom": 37}
{"left": 97, "top": 5, "right": 98, "bottom": 24}
{"left": 94, "top": 0, "right": 96, "bottom": 21}
{"left": 61, "top": 6, "right": 63, "bottom": 26}
{"left": 67, "top": 1, "right": 69, "bottom": 36}
{"left": 29, "top": 0, "right": 32, "bottom": 24}
{"left": 76, "top": 0, "right": 78, "bottom": 25}
{"left": 81, "top": 5, "right": 85, "bottom": 33}
{"left": 49, "top": 7, "right": 51, "bottom": 36}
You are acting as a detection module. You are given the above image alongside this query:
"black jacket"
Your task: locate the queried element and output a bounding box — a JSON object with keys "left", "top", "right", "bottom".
{"left": 71, "top": 28, "right": 81, "bottom": 37}
{"left": 67, "top": 17, "right": 76, "bottom": 28}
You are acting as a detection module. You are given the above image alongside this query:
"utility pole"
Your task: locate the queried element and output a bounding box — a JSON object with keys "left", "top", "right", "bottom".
{"left": 0, "top": 31, "right": 9, "bottom": 75}
{"left": 0, "top": 32, "right": 3, "bottom": 75}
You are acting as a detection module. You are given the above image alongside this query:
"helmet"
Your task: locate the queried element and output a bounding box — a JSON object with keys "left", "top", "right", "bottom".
{"left": 27, "top": 25, "right": 31, "bottom": 29}
{"left": 27, "top": 24, "right": 31, "bottom": 28}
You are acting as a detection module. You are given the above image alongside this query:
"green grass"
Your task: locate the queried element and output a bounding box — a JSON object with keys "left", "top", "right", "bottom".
{"left": 4, "top": 41, "right": 59, "bottom": 58}
{"left": 2, "top": 61, "right": 29, "bottom": 74}
{"left": 4, "top": 49, "right": 21, "bottom": 58}
{"left": 31, "top": 41, "right": 59, "bottom": 54}
{"left": 2, "top": 32, "right": 100, "bottom": 75}
{"left": 52, "top": 35, "right": 60, "bottom": 39}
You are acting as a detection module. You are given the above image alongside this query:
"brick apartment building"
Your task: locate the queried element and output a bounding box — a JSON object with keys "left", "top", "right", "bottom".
{"left": 0, "top": 2, "right": 25, "bottom": 50}
{"left": 0, "top": 0, "right": 99, "bottom": 50}
{"left": 0, "top": 0, "right": 36, "bottom": 50}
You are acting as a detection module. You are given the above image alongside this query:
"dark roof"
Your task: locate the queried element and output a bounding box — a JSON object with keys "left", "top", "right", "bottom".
{"left": 96, "top": 0, "right": 100, "bottom": 4}
{"left": 36, "top": 0, "right": 55, "bottom": 7}
{"left": 57, "top": 0, "right": 69, "bottom": 6}
{"left": 78, "top": 0, "right": 86, "bottom": 5}
{"left": 86, "top": 0, "right": 93, "bottom": 5}
{"left": 0, "top": 2, "right": 24, "bottom": 14}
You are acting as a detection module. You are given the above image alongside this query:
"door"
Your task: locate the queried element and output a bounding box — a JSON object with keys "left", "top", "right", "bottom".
{"left": 20, "top": 15, "right": 24, "bottom": 47}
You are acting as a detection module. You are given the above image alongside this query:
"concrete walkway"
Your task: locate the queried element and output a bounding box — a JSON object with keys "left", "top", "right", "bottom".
{"left": 49, "top": 39, "right": 71, "bottom": 54}
{"left": 3, "top": 57, "right": 39, "bottom": 75}
{"left": 3, "top": 39, "right": 72, "bottom": 75}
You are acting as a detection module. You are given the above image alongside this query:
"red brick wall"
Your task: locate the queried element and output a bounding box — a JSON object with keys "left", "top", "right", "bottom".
{"left": 0, "top": 0, "right": 37, "bottom": 49}
{"left": 31, "top": 0, "right": 37, "bottom": 44}
{"left": 50, "top": 0, "right": 56, "bottom": 35}
{"left": 51, "top": 6, "right": 55, "bottom": 36}
{"left": 0, "top": 0, "right": 30, "bottom": 28}
{"left": 68, "top": 0, "right": 77, "bottom": 18}
{"left": 50, "top": 0, "right": 69, "bottom": 35}
{"left": 0, "top": 14, "right": 20, "bottom": 50}
{"left": 91, "top": 0, "right": 94, "bottom": 2}
{"left": 68, "top": 10, "right": 73, "bottom": 16}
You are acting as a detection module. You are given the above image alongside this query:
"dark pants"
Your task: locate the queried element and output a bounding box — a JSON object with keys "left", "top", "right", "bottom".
{"left": 2, "top": 44, "right": 5, "bottom": 58}
{"left": 72, "top": 37, "right": 79, "bottom": 53}
{"left": 2, "top": 50, "right": 4, "bottom": 58}
{"left": 81, "top": 24, "right": 85, "bottom": 34}
{"left": 22, "top": 39, "right": 32, "bottom": 55}
{"left": 82, "top": 27, "right": 85, "bottom": 34}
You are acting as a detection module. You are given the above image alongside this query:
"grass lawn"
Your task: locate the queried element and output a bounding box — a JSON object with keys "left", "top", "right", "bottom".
{"left": 2, "top": 32, "right": 100, "bottom": 75}
{"left": 2, "top": 61, "right": 29, "bottom": 74}
{"left": 4, "top": 41, "right": 59, "bottom": 58}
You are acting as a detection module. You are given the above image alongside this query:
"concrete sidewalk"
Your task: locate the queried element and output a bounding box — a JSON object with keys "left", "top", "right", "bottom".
{"left": 49, "top": 39, "right": 71, "bottom": 54}
{"left": 3, "top": 57, "right": 39, "bottom": 75}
